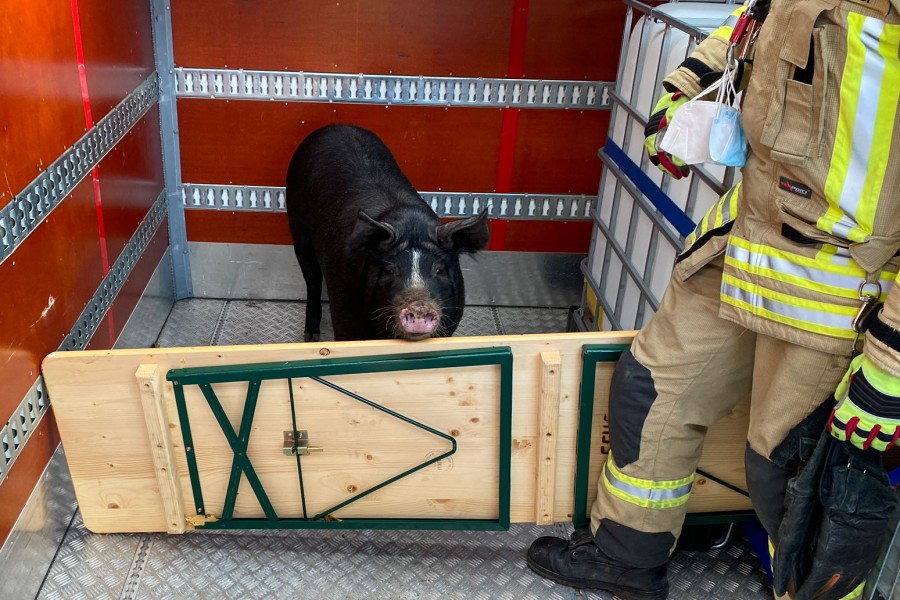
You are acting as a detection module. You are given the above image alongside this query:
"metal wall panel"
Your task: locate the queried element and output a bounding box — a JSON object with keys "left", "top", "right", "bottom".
{"left": 0, "top": 179, "right": 103, "bottom": 420}
{"left": 0, "top": 0, "right": 161, "bottom": 563}
{"left": 185, "top": 210, "right": 291, "bottom": 245}
{"left": 0, "top": 416, "right": 61, "bottom": 546}
{"left": 75, "top": 0, "right": 156, "bottom": 119}
{"left": 0, "top": 1, "right": 85, "bottom": 209}
{"left": 499, "top": 219, "right": 594, "bottom": 253}
{"left": 176, "top": 101, "right": 504, "bottom": 191}
{"left": 171, "top": 0, "right": 514, "bottom": 76}
{"left": 183, "top": 210, "right": 592, "bottom": 254}
{"left": 98, "top": 111, "right": 165, "bottom": 265}
{"left": 0, "top": 447, "right": 77, "bottom": 600}
{"left": 109, "top": 225, "right": 171, "bottom": 342}
{"left": 523, "top": 0, "right": 627, "bottom": 81}
{"left": 511, "top": 109, "right": 609, "bottom": 194}
{"left": 113, "top": 248, "right": 175, "bottom": 350}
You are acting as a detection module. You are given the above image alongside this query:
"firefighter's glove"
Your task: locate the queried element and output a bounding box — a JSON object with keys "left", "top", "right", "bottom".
{"left": 828, "top": 354, "right": 900, "bottom": 452}
{"left": 644, "top": 91, "right": 691, "bottom": 179}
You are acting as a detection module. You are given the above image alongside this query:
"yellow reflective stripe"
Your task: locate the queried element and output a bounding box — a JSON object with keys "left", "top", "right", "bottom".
{"left": 729, "top": 236, "right": 863, "bottom": 276}
{"left": 727, "top": 237, "right": 895, "bottom": 297}
{"left": 821, "top": 13, "right": 865, "bottom": 240}
{"left": 862, "top": 20, "right": 900, "bottom": 228}
{"left": 723, "top": 274, "right": 857, "bottom": 318}
{"left": 725, "top": 254, "right": 860, "bottom": 299}
{"left": 601, "top": 457, "right": 694, "bottom": 510}
{"left": 683, "top": 183, "right": 740, "bottom": 251}
{"left": 715, "top": 182, "right": 739, "bottom": 229}
{"left": 710, "top": 6, "right": 747, "bottom": 40}
{"left": 721, "top": 274, "right": 858, "bottom": 338}
{"left": 814, "top": 242, "right": 838, "bottom": 264}
{"left": 605, "top": 457, "right": 694, "bottom": 490}
{"left": 821, "top": 14, "right": 900, "bottom": 242}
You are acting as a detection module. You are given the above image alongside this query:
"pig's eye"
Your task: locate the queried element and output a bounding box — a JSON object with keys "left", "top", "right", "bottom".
{"left": 432, "top": 263, "right": 446, "bottom": 277}
{"left": 383, "top": 263, "right": 399, "bottom": 276}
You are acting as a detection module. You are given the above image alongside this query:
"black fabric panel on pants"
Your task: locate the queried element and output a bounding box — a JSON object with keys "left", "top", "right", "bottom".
{"left": 745, "top": 443, "right": 791, "bottom": 541}
{"left": 746, "top": 400, "right": 832, "bottom": 542}
{"left": 608, "top": 349, "right": 658, "bottom": 467}
{"left": 595, "top": 519, "right": 675, "bottom": 568}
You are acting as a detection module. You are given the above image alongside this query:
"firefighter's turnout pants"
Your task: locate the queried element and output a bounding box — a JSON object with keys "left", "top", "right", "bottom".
{"left": 589, "top": 253, "right": 851, "bottom": 569}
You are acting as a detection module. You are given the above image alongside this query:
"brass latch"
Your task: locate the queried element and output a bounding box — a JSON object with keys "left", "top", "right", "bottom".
{"left": 283, "top": 430, "right": 324, "bottom": 456}
{"left": 186, "top": 514, "right": 219, "bottom": 527}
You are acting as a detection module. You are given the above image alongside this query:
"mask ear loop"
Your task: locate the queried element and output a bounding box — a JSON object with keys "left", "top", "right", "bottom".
{"left": 715, "top": 53, "right": 740, "bottom": 118}
{"left": 709, "top": 54, "right": 743, "bottom": 164}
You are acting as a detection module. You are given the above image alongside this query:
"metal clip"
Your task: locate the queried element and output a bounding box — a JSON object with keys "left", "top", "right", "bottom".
{"left": 852, "top": 298, "right": 879, "bottom": 334}
{"left": 852, "top": 281, "right": 882, "bottom": 347}
{"left": 738, "top": 19, "right": 761, "bottom": 61}
{"left": 730, "top": 12, "right": 752, "bottom": 44}
{"left": 283, "top": 430, "right": 324, "bottom": 456}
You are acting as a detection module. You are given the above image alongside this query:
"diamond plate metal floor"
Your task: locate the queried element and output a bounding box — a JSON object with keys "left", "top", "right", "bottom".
{"left": 36, "top": 299, "right": 774, "bottom": 600}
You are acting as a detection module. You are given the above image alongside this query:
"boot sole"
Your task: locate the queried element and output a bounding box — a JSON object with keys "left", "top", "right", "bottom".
{"left": 525, "top": 554, "right": 668, "bottom": 600}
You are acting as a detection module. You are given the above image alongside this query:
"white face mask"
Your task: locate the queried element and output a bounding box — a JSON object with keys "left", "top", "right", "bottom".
{"left": 657, "top": 59, "right": 748, "bottom": 168}
{"left": 657, "top": 99, "right": 720, "bottom": 165}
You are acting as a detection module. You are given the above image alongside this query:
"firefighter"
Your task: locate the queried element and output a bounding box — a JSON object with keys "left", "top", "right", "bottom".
{"left": 526, "top": 1, "right": 900, "bottom": 599}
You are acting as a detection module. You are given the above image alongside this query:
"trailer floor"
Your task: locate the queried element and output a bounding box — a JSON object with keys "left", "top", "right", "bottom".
{"left": 36, "top": 299, "right": 773, "bottom": 600}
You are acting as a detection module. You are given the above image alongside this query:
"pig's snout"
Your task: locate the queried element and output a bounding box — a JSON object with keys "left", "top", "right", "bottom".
{"left": 399, "top": 301, "right": 440, "bottom": 337}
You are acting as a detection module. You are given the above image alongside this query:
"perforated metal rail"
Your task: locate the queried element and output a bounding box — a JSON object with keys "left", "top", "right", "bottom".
{"left": 182, "top": 183, "right": 596, "bottom": 221}
{"left": 175, "top": 68, "right": 613, "bottom": 110}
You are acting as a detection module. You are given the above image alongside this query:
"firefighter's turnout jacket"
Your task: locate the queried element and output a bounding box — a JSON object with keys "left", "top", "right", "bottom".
{"left": 589, "top": 1, "right": 900, "bottom": 598}
{"left": 674, "top": 0, "right": 900, "bottom": 365}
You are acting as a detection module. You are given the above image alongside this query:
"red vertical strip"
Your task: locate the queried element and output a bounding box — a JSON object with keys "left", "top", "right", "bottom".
{"left": 492, "top": 0, "right": 529, "bottom": 251}
{"left": 71, "top": 0, "right": 115, "bottom": 346}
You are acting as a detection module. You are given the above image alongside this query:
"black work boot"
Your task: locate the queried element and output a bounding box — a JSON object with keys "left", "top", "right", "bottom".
{"left": 526, "top": 528, "right": 668, "bottom": 600}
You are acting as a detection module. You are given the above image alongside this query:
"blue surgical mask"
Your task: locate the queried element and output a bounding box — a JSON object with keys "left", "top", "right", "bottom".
{"left": 708, "top": 107, "right": 747, "bottom": 167}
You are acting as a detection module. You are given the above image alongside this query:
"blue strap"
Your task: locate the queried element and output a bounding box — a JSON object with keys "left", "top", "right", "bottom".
{"left": 603, "top": 139, "right": 696, "bottom": 237}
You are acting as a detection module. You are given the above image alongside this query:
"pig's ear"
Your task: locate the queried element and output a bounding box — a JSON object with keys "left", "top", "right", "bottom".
{"left": 434, "top": 210, "right": 490, "bottom": 253}
{"left": 349, "top": 211, "right": 398, "bottom": 254}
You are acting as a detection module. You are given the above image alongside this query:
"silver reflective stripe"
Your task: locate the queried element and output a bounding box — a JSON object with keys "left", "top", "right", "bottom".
{"left": 720, "top": 184, "right": 738, "bottom": 225}
{"left": 832, "top": 17, "right": 887, "bottom": 240}
{"left": 603, "top": 464, "right": 693, "bottom": 503}
{"left": 721, "top": 281, "right": 854, "bottom": 330}
{"left": 723, "top": 14, "right": 740, "bottom": 29}
{"left": 726, "top": 242, "right": 889, "bottom": 294}
{"left": 829, "top": 247, "right": 854, "bottom": 268}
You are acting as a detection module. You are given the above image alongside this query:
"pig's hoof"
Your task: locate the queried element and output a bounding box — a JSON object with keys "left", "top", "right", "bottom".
{"left": 304, "top": 332, "right": 320, "bottom": 342}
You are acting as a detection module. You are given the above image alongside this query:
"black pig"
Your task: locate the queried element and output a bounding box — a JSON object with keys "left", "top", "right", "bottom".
{"left": 285, "top": 124, "right": 490, "bottom": 342}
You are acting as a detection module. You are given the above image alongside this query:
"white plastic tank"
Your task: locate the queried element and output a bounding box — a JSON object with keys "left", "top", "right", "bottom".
{"left": 591, "top": 1, "right": 739, "bottom": 331}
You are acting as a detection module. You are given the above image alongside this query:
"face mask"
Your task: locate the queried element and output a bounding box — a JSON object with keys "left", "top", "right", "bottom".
{"left": 708, "top": 106, "right": 748, "bottom": 167}
{"left": 657, "top": 59, "right": 748, "bottom": 168}
{"left": 657, "top": 100, "right": 719, "bottom": 165}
